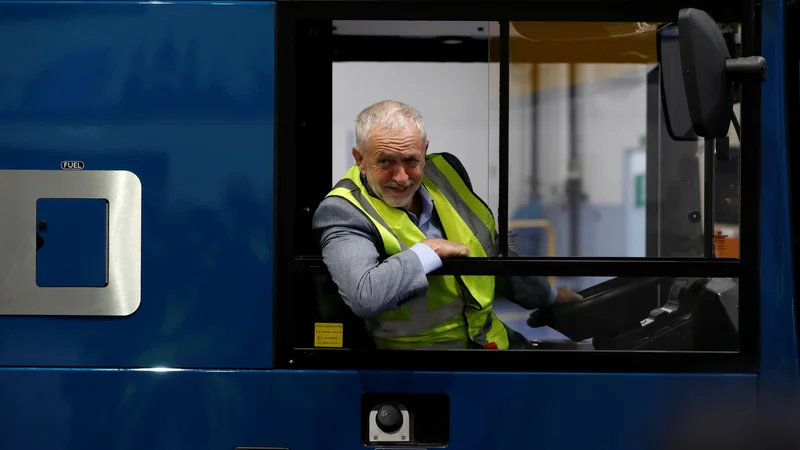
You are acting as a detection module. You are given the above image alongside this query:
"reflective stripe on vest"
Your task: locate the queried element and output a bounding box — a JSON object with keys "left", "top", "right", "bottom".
{"left": 423, "top": 160, "right": 497, "bottom": 257}
{"left": 325, "top": 153, "right": 509, "bottom": 349}
{"left": 369, "top": 295, "right": 464, "bottom": 338}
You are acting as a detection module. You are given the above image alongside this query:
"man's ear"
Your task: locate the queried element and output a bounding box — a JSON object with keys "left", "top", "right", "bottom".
{"left": 352, "top": 147, "right": 365, "bottom": 173}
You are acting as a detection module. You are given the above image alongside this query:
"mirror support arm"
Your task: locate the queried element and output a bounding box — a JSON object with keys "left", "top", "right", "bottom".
{"left": 731, "top": 112, "right": 742, "bottom": 141}
{"left": 726, "top": 56, "right": 764, "bottom": 142}
{"left": 727, "top": 56, "right": 768, "bottom": 82}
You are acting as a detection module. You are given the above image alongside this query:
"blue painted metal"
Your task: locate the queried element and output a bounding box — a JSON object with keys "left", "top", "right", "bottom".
{"left": 37, "top": 198, "right": 109, "bottom": 287}
{"left": 0, "top": 1, "right": 275, "bottom": 369}
{"left": 0, "top": 1, "right": 795, "bottom": 449}
{"left": 0, "top": 368, "right": 757, "bottom": 450}
{"left": 759, "top": 0, "right": 800, "bottom": 401}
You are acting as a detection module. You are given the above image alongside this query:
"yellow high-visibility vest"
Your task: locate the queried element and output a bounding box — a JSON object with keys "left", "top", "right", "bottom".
{"left": 325, "top": 153, "right": 509, "bottom": 349}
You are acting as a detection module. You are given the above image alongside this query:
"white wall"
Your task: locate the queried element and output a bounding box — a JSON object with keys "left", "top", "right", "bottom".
{"left": 533, "top": 64, "right": 650, "bottom": 206}
{"left": 332, "top": 62, "right": 495, "bottom": 211}
{"left": 333, "top": 62, "right": 650, "bottom": 219}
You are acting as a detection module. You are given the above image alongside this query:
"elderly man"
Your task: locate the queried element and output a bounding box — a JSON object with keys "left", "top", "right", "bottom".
{"left": 313, "top": 100, "right": 582, "bottom": 350}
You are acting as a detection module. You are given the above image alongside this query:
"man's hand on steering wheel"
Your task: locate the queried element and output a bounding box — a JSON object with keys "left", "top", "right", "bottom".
{"left": 553, "top": 287, "right": 584, "bottom": 306}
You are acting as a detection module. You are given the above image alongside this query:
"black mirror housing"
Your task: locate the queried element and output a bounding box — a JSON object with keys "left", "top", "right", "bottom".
{"left": 658, "top": 8, "right": 767, "bottom": 139}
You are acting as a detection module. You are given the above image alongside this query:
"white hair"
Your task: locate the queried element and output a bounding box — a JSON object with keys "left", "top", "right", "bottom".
{"left": 354, "top": 100, "right": 427, "bottom": 153}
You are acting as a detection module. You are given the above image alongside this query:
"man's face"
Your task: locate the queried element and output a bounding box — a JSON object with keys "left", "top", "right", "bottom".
{"left": 354, "top": 126, "right": 428, "bottom": 209}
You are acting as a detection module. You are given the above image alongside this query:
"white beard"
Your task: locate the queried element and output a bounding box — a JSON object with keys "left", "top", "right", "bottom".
{"left": 367, "top": 175, "right": 416, "bottom": 208}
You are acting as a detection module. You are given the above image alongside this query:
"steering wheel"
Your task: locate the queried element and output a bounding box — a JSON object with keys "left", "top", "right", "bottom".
{"left": 527, "top": 277, "right": 670, "bottom": 342}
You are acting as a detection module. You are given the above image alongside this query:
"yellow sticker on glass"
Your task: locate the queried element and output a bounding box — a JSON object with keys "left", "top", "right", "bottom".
{"left": 314, "top": 322, "right": 344, "bottom": 348}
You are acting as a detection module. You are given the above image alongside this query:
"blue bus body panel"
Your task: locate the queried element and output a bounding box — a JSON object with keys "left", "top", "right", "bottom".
{"left": 759, "top": 0, "right": 800, "bottom": 397}
{"left": 0, "top": 369, "right": 757, "bottom": 450}
{"left": 0, "top": 0, "right": 795, "bottom": 449}
{"left": 0, "top": 1, "right": 274, "bottom": 369}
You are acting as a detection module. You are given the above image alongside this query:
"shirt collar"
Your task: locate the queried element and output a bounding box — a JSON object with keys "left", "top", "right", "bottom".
{"left": 416, "top": 184, "right": 434, "bottom": 221}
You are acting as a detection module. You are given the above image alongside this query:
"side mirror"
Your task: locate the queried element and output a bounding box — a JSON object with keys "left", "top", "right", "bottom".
{"left": 658, "top": 8, "right": 767, "bottom": 139}
{"left": 657, "top": 23, "right": 698, "bottom": 141}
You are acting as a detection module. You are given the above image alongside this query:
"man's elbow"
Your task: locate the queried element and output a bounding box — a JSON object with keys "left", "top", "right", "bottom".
{"left": 349, "top": 293, "right": 389, "bottom": 320}
{"left": 345, "top": 295, "right": 390, "bottom": 320}
{"left": 348, "top": 278, "right": 393, "bottom": 320}
{"left": 349, "top": 303, "right": 381, "bottom": 320}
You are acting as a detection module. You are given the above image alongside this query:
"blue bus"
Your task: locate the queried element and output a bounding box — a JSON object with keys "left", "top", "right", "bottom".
{"left": 0, "top": 0, "right": 797, "bottom": 448}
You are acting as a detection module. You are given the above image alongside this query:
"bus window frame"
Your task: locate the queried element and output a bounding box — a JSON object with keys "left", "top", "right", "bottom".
{"left": 273, "top": 0, "right": 761, "bottom": 373}
{"left": 784, "top": 0, "right": 800, "bottom": 369}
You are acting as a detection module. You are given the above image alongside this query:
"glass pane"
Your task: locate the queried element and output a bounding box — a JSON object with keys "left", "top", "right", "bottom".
{"left": 313, "top": 20, "right": 742, "bottom": 357}
{"left": 299, "top": 272, "right": 740, "bottom": 352}
{"left": 505, "top": 22, "right": 742, "bottom": 258}
{"left": 487, "top": 21, "right": 501, "bottom": 219}
{"left": 500, "top": 275, "right": 740, "bottom": 352}
{"left": 331, "top": 20, "right": 497, "bottom": 216}
{"left": 714, "top": 103, "right": 742, "bottom": 258}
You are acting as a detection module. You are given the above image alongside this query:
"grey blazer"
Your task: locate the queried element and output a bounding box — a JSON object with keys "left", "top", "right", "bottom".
{"left": 311, "top": 152, "right": 555, "bottom": 321}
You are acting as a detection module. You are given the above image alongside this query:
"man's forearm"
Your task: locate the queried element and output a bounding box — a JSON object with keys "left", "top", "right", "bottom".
{"left": 495, "top": 240, "right": 558, "bottom": 309}
{"left": 505, "top": 275, "right": 557, "bottom": 309}
{"left": 320, "top": 227, "right": 434, "bottom": 319}
{"left": 313, "top": 197, "right": 444, "bottom": 319}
